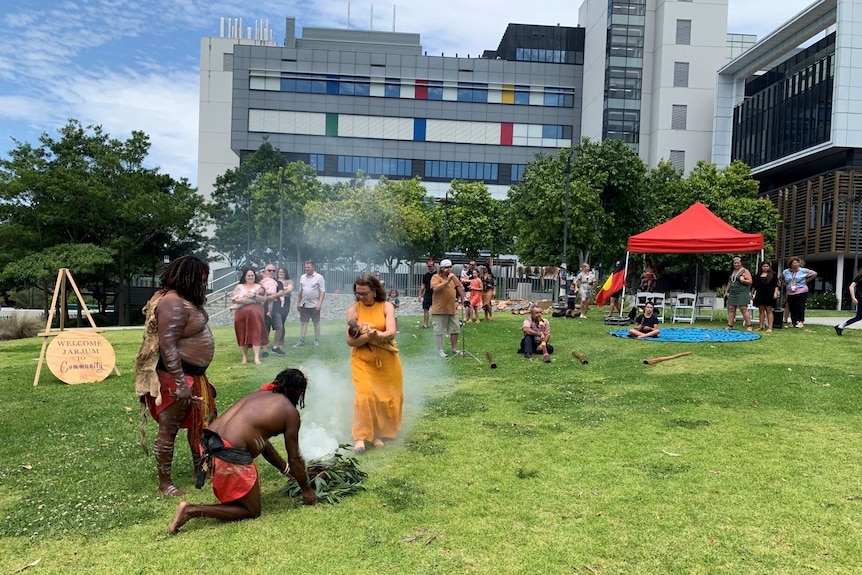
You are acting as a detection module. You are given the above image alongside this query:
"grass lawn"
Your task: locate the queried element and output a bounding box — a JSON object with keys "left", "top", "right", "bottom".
{"left": 1, "top": 310, "right": 861, "bottom": 574}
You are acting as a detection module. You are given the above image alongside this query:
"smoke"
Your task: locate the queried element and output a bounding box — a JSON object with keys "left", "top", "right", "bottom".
{"left": 296, "top": 328, "right": 460, "bottom": 460}
{"left": 296, "top": 359, "right": 354, "bottom": 460}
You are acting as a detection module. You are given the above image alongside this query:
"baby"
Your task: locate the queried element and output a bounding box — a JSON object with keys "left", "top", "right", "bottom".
{"left": 347, "top": 319, "right": 398, "bottom": 352}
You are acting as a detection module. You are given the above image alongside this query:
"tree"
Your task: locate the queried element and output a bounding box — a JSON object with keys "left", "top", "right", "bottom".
{"left": 0, "top": 120, "right": 209, "bottom": 323}
{"left": 303, "top": 174, "right": 436, "bottom": 277}
{"left": 209, "top": 141, "right": 286, "bottom": 267}
{"left": 506, "top": 139, "right": 652, "bottom": 272}
{"left": 247, "top": 160, "right": 326, "bottom": 266}
{"left": 443, "top": 180, "right": 506, "bottom": 259}
{"left": 645, "top": 159, "right": 778, "bottom": 289}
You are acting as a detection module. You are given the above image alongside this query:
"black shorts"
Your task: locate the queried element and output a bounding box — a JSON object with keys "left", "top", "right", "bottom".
{"left": 422, "top": 293, "right": 433, "bottom": 311}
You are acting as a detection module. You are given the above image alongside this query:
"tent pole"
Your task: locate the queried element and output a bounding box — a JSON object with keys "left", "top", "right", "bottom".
{"left": 620, "top": 252, "right": 630, "bottom": 316}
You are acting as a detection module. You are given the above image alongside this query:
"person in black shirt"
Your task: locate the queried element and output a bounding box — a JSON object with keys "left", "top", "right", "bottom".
{"left": 627, "top": 301, "right": 660, "bottom": 338}
{"left": 418, "top": 260, "right": 436, "bottom": 329}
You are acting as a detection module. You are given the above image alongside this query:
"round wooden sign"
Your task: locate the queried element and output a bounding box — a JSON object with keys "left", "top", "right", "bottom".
{"left": 46, "top": 331, "right": 116, "bottom": 384}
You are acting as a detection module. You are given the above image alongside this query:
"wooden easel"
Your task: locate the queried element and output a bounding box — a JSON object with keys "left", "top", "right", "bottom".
{"left": 33, "top": 268, "right": 121, "bottom": 386}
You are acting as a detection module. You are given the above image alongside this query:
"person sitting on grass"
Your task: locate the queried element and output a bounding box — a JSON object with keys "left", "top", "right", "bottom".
{"left": 169, "top": 368, "right": 316, "bottom": 535}
{"left": 627, "top": 301, "right": 660, "bottom": 338}
{"left": 519, "top": 305, "right": 554, "bottom": 362}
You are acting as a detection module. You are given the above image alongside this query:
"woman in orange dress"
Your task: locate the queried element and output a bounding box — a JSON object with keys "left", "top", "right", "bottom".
{"left": 468, "top": 268, "right": 484, "bottom": 322}
{"left": 345, "top": 274, "right": 403, "bottom": 454}
{"left": 230, "top": 268, "right": 267, "bottom": 364}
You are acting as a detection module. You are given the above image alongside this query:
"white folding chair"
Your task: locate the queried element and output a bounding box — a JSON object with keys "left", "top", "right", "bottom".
{"left": 695, "top": 292, "right": 716, "bottom": 321}
{"left": 672, "top": 292, "right": 697, "bottom": 324}
{"left": 650, "top": 292, "right": 667, "bottom": 323}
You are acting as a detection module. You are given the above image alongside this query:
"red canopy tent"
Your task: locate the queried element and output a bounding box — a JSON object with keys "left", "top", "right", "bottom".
{"left": 619, "top": 202, "right": 764, "bottom": 313}
{"left": 627, "top": 202, "right": 764, "bottom": 254}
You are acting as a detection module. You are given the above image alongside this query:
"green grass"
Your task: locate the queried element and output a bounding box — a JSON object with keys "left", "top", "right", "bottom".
{"left": 1, "top": 312, "right": 861, "bottom": 574}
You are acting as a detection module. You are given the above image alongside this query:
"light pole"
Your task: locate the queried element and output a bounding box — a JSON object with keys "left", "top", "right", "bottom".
{"left": 560, "top": 151, "right": 572, "bottom": 299}
{"left": 278, "top": 167, "right": 285, "bottom": 268}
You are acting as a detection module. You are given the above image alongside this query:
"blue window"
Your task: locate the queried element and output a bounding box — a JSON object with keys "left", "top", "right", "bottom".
{"left": 427, "top": 81, "right": 443, "bottom": 100}
{"left": 327, "top": 76, "right": 340, "bottom": 94}
{"left": 514, "top": 86, "right": 530, "bottom": 105}
{"left": 354, "top": 79, "right": 370, "bottom": 96}
{"left": 311, "top": 80, "right": 326, "bottom": 93}
{"left": 296, "top": 78, "right": 311, "bottom": 92}
{"left": 339, "top": 82, "right": 355, "bottom": 96}
{"left": 423, "top": 161, "right": 499, "bottom": 182}
{"left": 542, "top": 125, "right": 562, "bottom": 139}
{"left": 511, "top": 164, "right": 525, "bottom": 182}
{"left": 281, "top": 78, "right": 296, "bottom": 91}
{"left": 385, "top": 79, "right": 401, "bottom": 98}
{"left": 414, "top": 118, "right": 426, "bottom": 141}
{"left": 338, "top": 156, "right": 411, "bottom": 177}
{"left": 309, "top": 154, "right": 324, "bottom": 172}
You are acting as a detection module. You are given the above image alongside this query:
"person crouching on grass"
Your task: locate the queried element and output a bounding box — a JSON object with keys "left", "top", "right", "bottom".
{"left": 627, "top": 301, "right": 661, "bottom": 338}
{"left": 169, "top": 368, "right": 316, "bottom": 535}
{"left": 520, "top": 305, "right": 554, "bottom": 362}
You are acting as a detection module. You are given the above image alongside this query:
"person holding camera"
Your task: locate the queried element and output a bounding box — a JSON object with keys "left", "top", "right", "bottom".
{"left": 430, "top": 259, "right": 466, "bottom": 358}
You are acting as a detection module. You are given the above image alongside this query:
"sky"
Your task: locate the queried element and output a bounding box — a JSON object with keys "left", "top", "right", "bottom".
{"left": 0, "top": 0, "right": 819, "bottom": 187}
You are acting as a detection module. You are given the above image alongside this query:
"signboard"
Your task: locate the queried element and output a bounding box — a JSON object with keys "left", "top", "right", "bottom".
{"left": 46, "top": 330, "right": 116, "bottom": 385}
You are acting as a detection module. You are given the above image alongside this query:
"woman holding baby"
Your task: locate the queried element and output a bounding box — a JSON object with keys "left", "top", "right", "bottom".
{"left": 345, "top": 273, "right": 403, "bottom": 454}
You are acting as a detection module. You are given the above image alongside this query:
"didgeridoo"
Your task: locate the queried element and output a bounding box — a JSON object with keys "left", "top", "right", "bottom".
{"left": 571, "top": 350, "right": 589, "bottom": 364}
{"left": 643, "top": 351, "right": 692, "bottom": 365}
{"left": 486, "top": 352, "right": 497, "bottom": 369}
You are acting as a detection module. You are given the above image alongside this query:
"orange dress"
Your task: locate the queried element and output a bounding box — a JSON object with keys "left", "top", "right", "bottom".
{"left": 351, "top": 301, "right": 403, "bottom": 442}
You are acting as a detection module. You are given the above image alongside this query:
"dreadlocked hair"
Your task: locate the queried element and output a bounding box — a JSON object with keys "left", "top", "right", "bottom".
{"left": 161, "top": 255, "right": 209, "bottom": 307}
{"left": 271, "top": 368, "right": 308, "bottom": 408}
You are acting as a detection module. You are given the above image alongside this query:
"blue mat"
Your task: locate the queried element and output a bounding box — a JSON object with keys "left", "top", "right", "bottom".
{"left": 609, "top": 327, "right": 761, "bottom": 342}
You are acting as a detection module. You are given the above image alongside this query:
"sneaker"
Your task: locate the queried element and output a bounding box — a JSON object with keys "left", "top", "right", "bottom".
{"left": 795, "top": 322, "right": 804, "bottom": 328}
{"left": 260, "top": 351, "right": 269, "bottom": 358}
{"left": 271, "top": 347, "right": 285, "bottom": 356}
{"left": 451, "top": 349, "right": 461, "bottom": 356}
{"left": 543, "top": 355, "right": 551, "bottom": 363}
{"left": 314, "top": 340, "right": 320, "bottom": 347}
{"left": 293, "top": 340, "right": 305, "bottom": 348}
{"left": 438, "top": 349, "right": 447, "bottom": 358}
{"left": 835, "top": 325, "right": 844, "bottom": 336}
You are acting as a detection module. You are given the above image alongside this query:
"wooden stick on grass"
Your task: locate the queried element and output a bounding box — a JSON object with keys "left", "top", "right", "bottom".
{"left": 486, "top": 352, "right": 497, "bottom": 369}
{"left": 571, "top": 350, "right": 589, "bottom": 364}
{"left": 643, "top": 351, "right": 692, "bottom": 365}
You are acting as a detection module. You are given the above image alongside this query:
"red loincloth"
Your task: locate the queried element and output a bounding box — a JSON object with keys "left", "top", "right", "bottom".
{"left": 210, "top": 439, "right": 259, "bottom": 503}
{"left": 147, "top": 370, "right": 217, "bottom": 450}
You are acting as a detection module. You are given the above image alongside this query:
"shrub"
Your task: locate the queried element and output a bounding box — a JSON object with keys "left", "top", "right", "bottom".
{"left": 0, "top": 312, "right": 43, "bottom": 340}
{"left": 807, "top": 292, "right": 838, "bottom": 310}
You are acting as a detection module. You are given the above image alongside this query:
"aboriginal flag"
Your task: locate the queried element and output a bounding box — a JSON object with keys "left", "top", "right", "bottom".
{"left": 595, "top": 259, "right": 626, "bottom": 307}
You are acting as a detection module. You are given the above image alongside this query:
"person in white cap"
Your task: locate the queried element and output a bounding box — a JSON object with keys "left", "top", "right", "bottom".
{"left": 429, "top": 259, "right": 466, "bottom": 357}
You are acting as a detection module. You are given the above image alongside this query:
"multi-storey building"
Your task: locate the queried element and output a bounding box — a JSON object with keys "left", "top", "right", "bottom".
{"left": 198, "top": 18, "right": 584, "bottom": 201}
{"left": 714, "top": 0, "right": 862, "bottom": 307}
{"left": 578, "top": 0, "right": 731, "bottom": 172}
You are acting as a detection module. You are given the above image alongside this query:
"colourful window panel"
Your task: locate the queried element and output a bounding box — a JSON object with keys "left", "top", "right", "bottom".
{"left": 325, "top": 113, "right": 338, "bottom": 137}
{"left": 502, "top": 84, "right": 515, "bottom": 104}
{"left": 415, "top": 79, "right": 428, "bottom": 100}
{"left": 414, "top": 118, "right": 426, "bottom": 141}
{"left": 500, "top": 123, "right": 513, "bottom": 145}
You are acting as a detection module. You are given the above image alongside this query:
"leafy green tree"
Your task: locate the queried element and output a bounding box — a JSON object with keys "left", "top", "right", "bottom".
{"left": 443, "top": 180, "right": 506, "bottom": 259}
{"left": 210, "top": 141, "right": 285, "bottom": 267}
{"left": 247, "top": 161, "right": 326, "bottom": 266}
{"left": 303, "top": 174, "right": 436, "bottom": 278}
{"left": 0, "top": 120, "right": 209, "bottom": 323}
{"left": 644, "top": 159, "right": 778, "bottom": 289}
{"left": 506, "top": 138, "right": 651, "bottom": 274}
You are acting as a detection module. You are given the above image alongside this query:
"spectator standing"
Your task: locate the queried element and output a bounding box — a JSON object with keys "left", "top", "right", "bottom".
{"left": 295, "top": 259, "right": 326, "bottom": 347}
{"left": 418, "top": 260, "right": 436, "bottom": 329}
{"left": 575, "top": 263, "right": 596, "bottom": 319}
{"left": 230, "top": 268, "right": 267, "bottom": 364}
{"left": 430, "top": 259, "right": 466, "bottom": 357}
{"left": 481, "top": 268, "right": 497, "bottom": 321}
{"left": 751, "top": 261, "right": 779, "bottom": 332}
{"left": 781, "top": 256, "right": 816, "bottom": 328}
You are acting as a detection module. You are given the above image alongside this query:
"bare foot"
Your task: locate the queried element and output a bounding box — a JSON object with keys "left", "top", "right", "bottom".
{"left": 354, "top": 440, "right": 366, "bottom": 454}
{"left": 241, "top": 358, "right": 248, "bottom": 364}
{"left": 158, "top": 483, "right": 185, "bottom": 497}
{"left": 254, "top": 360, "right": 262, "bottom": 365}
{"left": 372, "top": 439, "right": 385, "bottom": 448}
{"left": 169, "top": 501, "right": 190, "bottom": 535}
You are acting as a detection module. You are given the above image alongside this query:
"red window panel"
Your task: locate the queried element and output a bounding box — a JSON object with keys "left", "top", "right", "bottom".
{"left": 500, "top": 122, "right": 513, "bottom": 146}
{"left": 415, "top": 79, "right": 428, "bottom": 100}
